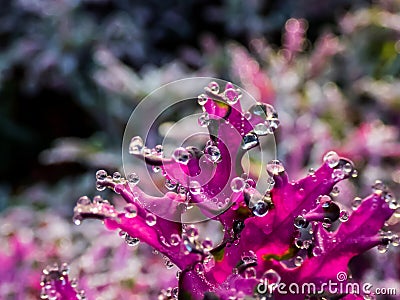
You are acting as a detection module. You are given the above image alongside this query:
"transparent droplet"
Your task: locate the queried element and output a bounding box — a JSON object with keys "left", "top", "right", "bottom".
{"left": 248, "top": 103, "right": 278, "bottom": 119}
{"left": 197, "top": 94, "right": 208, "bottom": 106}
{"left": 323, "top": 151, "right": 339, "bottom": 168}
{"left": 189, "top": 181, "right": 202, "bottom": 195}
{"left": 230, "top": 177, "right": 246, "bottom": 192}
{"left": 124, "top": 203, "right": 138, "bottom": 218}
{"left": 351, "top": 170, "right": 358, "bottom": 178}
{"left": 205, "top": 145, "right": 221, "bottom": 163}
{"left": 172, "top": 147, "right": 191, "bottom": 165}
{"left": 332, "top": 169, "right": 345, "bottom": 181}
{"left": 165, "top": 179, "right": 178, "bottom": 190}
{"left": 198, "top": 112, "right": 210, "bottom": 127}
{"left": 308, "top": 168, "right": 315, "bottom": 176}
{"left": 312, "top": 246, "right": 322, "bottom": 257}
{"left": 185, "top": 226, "right": 199, "bottom": 239}
{"left": 127, "top": 172, "right": 140, "bottom": 185}
{"left": 129, "top": 136, "right": 144, "bottom": 155}
{"left": 224, "top": 88, "right": 241, "bottom": 105}
{"left": 294, "top": 215, "right": 308, "bottom": 228}
{"left": 352, "top": 197, "right": 362, "bottom": 210}
{"left": 294, "top": 256, "right": 303, "bottom": 267}
{"left": 339, "top": 210, "right": 349, "bottom": 222}
{"left": 73, "top": 214, "right": 82, "bottom": 225}
{"left": 125, "top": 234, "right": 140, "bottom": 247}
{"left": 262, "top": 269, "right": 281, "bottom": 285}
{"left": 170, "top": 234, "right": 181, "bottom": 246}
{"left": 77, "top": 196, "right": 91, "bottom": 206}
{"left": 244, "top": 267, "right": 257, "bottom": 279}
{"left": 266, "top": 160, "right": 285, "bottom": 176}
{"left": 322, "top": 217, "right": 332, "bottom": 229}
{"left": 96, "top": 184, "right": 106, "bottom": 191}
{"left": 252, "top": 201, "right": 269, "bottom": 217}
{"left": 112, "top": 172, "right": 121, "bottom": 181}
{"left": 207, "top": 81, "right": 219, "bottom": 93}
{"left": 343, "top": 163, "right": 353, "bottom": 174}
{"left": 96, "top": 170, "right": 108, "bottom": 181}
{"left": 145, "top": 213, "right": 157, "bottom": 226}
{"left": 377, "top": 244, "right": 388, "bottom": 254}
{"left": 253, "top": 122, "right": 270, "bottom": 136}
{"left": 241, "top": 132, "right": 259, "bottom": 150}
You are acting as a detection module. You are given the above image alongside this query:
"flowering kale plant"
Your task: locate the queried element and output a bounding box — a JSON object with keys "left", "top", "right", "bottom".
{"left": 40, "top": 80, "right": 399, "bottom": 300}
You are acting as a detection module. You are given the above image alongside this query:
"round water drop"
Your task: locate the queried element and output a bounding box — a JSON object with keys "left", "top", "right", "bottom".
{"left": 198, "top": 112, "right": 210, "bottom": 127}
{"left": 77, "top": 196, "right": 91, "bottom": 206}
{"left": 96, "top": 170, "right": 107, "bottom": 181}
{"left": 129, "top": 136, "right": 144, "bottom": 155}
{"left": 145, "top": 213, "right": 157, "bottom": 226}
{"left": 165, "top": 259, "right": 174, "bottom": 269}
{"left": 154, "top": 144, "right": 163, "bottom": 155}
{"left": 241, "top": 132, "right": 259, "bottom": 150}
{"left": 197, "top": 94, "right": 208, "bottom": 106}
{"left": 266, "top": 160, "right": 285, "bottom": 175}
{"left": 189, "top": 181, "right": 202, "bottom": 195}
{"left": 391, "top": 234, "right": 400, "bottom": 247}
{"left": 170, "top": 234, "right": 181, "bottom": 246}
{"left": 322, "top": 217, "right": 332, "bottom": 229}
{"left": 352, "top": 197, "right": 362, "bottom": 210}
{"left": 127, "top": 172, "right": 140, "bottom": 185}
{"left": 377, "top": 244, "right": 388, "bottom": 254}
{"left": 332, "top": 169, "right": 345, "bottom": 181}
{"left": 172, "top": 147, "right": 191, "bottom": 165}
{"left": 124, "top": 203, "right": 138, "bottom": 218}
{"left": 125, "top": 234, "right": 140, "bottom": 247}
{"left": 208, "top": 81, "right": 219, "bottom": 93}
{"left": 112, "top": 172, "right": 121, "bottom": 181}
{"left": 331, "top": 186, "right": 340, "bottom": 197}
{"left": 152, "top": 166, "right": 161, "bottom": 173}
{"left": 244, "top": 267, "right": 257, "bottom": 279}
{"left": 343, "top": 163, "right": 353, "bottom": 174}
{"left": 351, "top": 170, "right": 358, "bottom": 178}
{"left": 323, "top": 151, "right": 339, "bottom": 168}
{"left": 308, "top": 168, "right": 315, "bottom": 176}
{"left": 205, "top": 145, "right": 221, "bottom": 163}
{"left": 339, "top": 210, "right": 349, "bottom": 222}
{"left": 230, "top": 177, "right": 246, "bottom": 192}
{"left": 254, "top": 122, "right": 270, "bottom": 136}
{"left": 96, "top": 184, "right": 106, "bottom": 191}
{"left": 224, "top": 88, "right": 241, "bottom": 105}
{"left": 294, "top": 256, "right": 303, "bottom": 267}
{"left": 252, "top": 201, "right": 269, "bottom": 217}
{"left": 294, "top": 215, "right": 308, "bottom": 229}
{"left": 165, "top": 179, "right": 178, "bottom": 190}
{"left": 312, "top": 246, "right": 322, "bottom": 257}
{"left": 262, "top": 269, "right": 281, "bottom": 285}
{"left": 73, "top": 214, "right": 82, "bottom": 225}
{"left": 248, "top": 103, "right": 278, "bottom": 119}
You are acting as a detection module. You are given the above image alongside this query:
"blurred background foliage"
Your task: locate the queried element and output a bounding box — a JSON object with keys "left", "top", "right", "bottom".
{"left": 1, "top": 0, "right": 400, "bottom": 298}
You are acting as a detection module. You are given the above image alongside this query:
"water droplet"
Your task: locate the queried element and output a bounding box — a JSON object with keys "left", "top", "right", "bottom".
{"left": 294, "top": 215, "right": 308, "bottom": 228}
{"left": 224, "top": 88, "right": 241, "bottom": 105}
{"left": 332, "top": 168, "right": 345, "bottom": 181}
{"left": 124, "top": 203, "right": 138, "bottom": 218}
{"left": 294, "top": 256, "right": 303, "bottom": 267}
{"left": 96, "top": 184, "right": 106, "bottom": 191}
{"left": 145, "top": 213, "right": 157, "bottom": 226}
{"left": 185, "top": 226, "right": 199, "bottom": 239}
{"left": 198, "top": 112, "right": 210, "bottom": 127}
{"left": 244, "top": 267, "right": 257, "bottom": 279}
{"left": 266, "top": 160, "right": 285, "bottom": 176}
{"left": 351, "top": 170, "right": 358, "bottom": 178}
{"left": 331, "top": 186, "right": 340, "bottom": 197}
{"left": 207, "top": 81, "right": 220, "bottom": 93}
{"left": 119, "top": 230, "right": 126, "bottom": 238}
{"left": 165, "top": 259, "right": 174, "bottom": 269}
{"left": 248, "top": 103, "right": 278, "bottom": 119}
{"left": 241, "top": 132, "right": 259, "bottom": 150}
{"left": 377, "top": 244, "right": 388, "bottom": 254}
{"left": 205, "top": 145, "right": 221, "bottom": 163}
{"left": 127, "top": 172, "right": 140, "bottom": 185}
{"left": 339, "top": 210, "right": 349, "bottom": 222}
{"left": 230, "top": 177, "right": 246, "bottom": 192}
{"left": 73, "top": 214, "right": 82, "bottom": 225}
{"left": 165, "top": 179, "right": 178, "bottom": 190}
{"left": 172, "top": 147, "right": 191, "bottom": 165}
{"left": 77, "top": 196, "right": 91, "bottom": 206}
{"left": 322, "top": 217, "right": 332, "bottom": 229}
{"left": 392, "top": 234, "right": 400, "bottom": 247}
{"left": 252, "top": 200, "right": 269, "bottom": 217}
{"left": 189, "top": 181, "right": 202, "bottom": 195}
{"left": 113, "top": 172, "right": 121, "bottom": 181}
{"left": 170, "top": 234, "right": 181, "bottom": 246}
{"left": 96, "top": 170, "right": 108, "bottom": 181}
{"left": 312, "top": 246, "right": 322, "bottom": 257}
{"left": 262, "top": 269, "right": 281, "bottom": 285}
{"left": 323, "top": 151, "right": 339, "bottom": 168}
{"left": 129, "top": 136, "right": 144, "bottom": 155}
{"left": 343, "top": 163, "right": 353, "bottom": 174}
{"left": 253, "top": 122, "right": 270, "bottom": 135}
{"left": 197, "top": 94, "right": 208, "bottom": 106}
{"left": 125, "top": 234, "right": 140, "bottom": 247}
{"left": 308, "top": 168, "right": 315, "bottom": 176}
{"left": 352, "top": 197, "right": 362, "bottom": 210}
{"left": 154, "top": 144, "right": 163, "bottom": 155}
